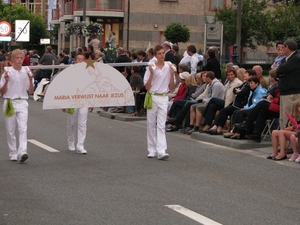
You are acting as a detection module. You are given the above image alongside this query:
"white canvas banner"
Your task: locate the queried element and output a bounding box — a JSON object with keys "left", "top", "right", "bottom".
{"left": 43, "top": 61, "right": 135, "bottom": 109}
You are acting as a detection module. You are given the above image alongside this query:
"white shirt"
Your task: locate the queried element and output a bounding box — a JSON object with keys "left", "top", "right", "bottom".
{"left": 0, "top": 67, "right": 31, "bottom": 99}
{"left": 180, "top": 55, "right": 191, "bottom": 65}
{"left": 144, "top": 63, "right": 171, "bottom": 94}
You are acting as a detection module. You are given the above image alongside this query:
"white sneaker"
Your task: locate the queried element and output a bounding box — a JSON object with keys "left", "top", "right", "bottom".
{"left": 18, "top": 152, "right": 28, "bottom": 162}
{"left": 147, "top": 153, "right": 156, "bottom": 158}
{"left": 77, "top": 149, "right": 87, "bottom": 154}
{"left": 68, "top": 142, "right": 75, "bottom": 151}
{"left": 10, "top": 155, "right": 18, "bottom": 161}
{"left": 157, "top": 153, "right": 169, "bottom": 160}
{"left": 295, "top": 155, "right": 300, "bottom": 163}
{"left": 68, "top": 146, "right": 75, "bottom": 151}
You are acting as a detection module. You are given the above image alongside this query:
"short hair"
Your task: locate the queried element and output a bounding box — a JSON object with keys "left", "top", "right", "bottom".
{"left": 207, "top": 48, "right": 216, "bottom": 58}
{"left": 276, "top": 41, "right": 284, "bottom": 48}
{"left": 246, "top": 69, "right": 257, "bottom": 76}
{"left": 62, "top": 49, "right": 68, "bottom": 54}
{"left": 206, "top": 71, "right": 215, "bottom": 80}
{"left": 117, "top": 47, "right": 125, "bottom": 55}
{"left": 88, "top": 45, "right": 94, "bottom": 52}
{"left": 147, "top": 48, "right": 154, "bottom": 56}
{"left": 226, "top": 67, "right": 237, "bottom": 77}
{"left": 131, "top": 52, "right": 137, "bottom": 60}
{"left": 76, "top": 53, "right": 85, "bottom": 59}
{"left": 247, "top": 76, "right": 260, "bottom": 83}
{"left": 46, "top": 46, "right": 52, "bottom": 52}
{"left": 284, "top": 39, "right": 298, "bottom": 51}
{"left": 172, "top": 45, "right": 179, "bottom": 53}
{"left": 178, "top": 63, "right": 189, "bottom": 72}
{"left": 11, "top": 49, "right": 25, "bottom": 59}
{"left": 154, "top": 45, "right": 163, "bottom": 55}
{"left": 125, "top": 50, "right": 132, "bottom": 58}
{"left": 187, "top": 45, "right": 197, "bottom": 54}
{"left": 132, "top": 65, "right": 140, "bottom": 73}
{"left": 137, "top": 50, "right": 146, "bottom": 57}
{"left": 22, "top": 49, "right": 28, "bottom": 55}
{"left": 269, "top": 69, "right": 278, "bottom": 81}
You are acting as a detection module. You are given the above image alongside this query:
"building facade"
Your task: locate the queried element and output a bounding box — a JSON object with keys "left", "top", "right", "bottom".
{"left": 50, "top": 0, "right": 235, "bottom": 53}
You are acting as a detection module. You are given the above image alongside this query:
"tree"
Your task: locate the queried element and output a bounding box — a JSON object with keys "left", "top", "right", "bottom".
{"left": 214, "top": 0, "right": 270, "bottom": 49}
{"left": 164, "top": 23, "right": 190, "bottom": 45}
{"left": 267, "top": 1, "right": 300, "bottom": 42}
{"left": 0, "top": 2, "right": 49, "bottom": 48}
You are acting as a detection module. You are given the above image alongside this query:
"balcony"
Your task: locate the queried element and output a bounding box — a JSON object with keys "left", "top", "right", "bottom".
{"left": 52, "top": 8, "right": 60, "bottom": 20}
{"left": 74, "top": 0, "right": 124, "bottom": 11}
{"left": 64, "top": 2, "right": 74, "bottom": 15}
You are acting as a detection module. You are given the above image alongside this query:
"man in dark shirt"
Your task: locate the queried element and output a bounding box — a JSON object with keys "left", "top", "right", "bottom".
{"left": 202, "top": 48, "right": 221, "bottom": 80}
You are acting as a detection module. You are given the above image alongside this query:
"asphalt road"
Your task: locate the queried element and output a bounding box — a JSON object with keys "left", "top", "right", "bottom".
{"left": 0, "top": 98, "right": 300, "bottom": 225}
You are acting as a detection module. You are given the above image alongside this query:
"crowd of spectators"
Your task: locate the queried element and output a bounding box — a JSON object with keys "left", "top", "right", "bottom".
{"left": 1, "top": 37, "right": 300, "bottom": 163}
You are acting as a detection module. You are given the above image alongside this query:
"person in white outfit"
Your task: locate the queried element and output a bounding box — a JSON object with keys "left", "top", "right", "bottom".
{"left": 0, "top": 49, "right": 34, "bottom": 162}
{"left": 62, "top": 53, "right": 93, "bottom": 154}
{"left": 144, "top": 45, "right": 175, "bottom": 160}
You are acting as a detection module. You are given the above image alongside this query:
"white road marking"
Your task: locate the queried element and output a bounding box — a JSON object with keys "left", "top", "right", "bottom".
{"left": 28, "top": 139, "right": 60, "bottom": 152}
{"left": 165, "top": 205, "right": 222, "bottom": 225}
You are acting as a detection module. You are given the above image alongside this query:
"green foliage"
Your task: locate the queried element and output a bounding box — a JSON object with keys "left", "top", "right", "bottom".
{"left": 214, "top": 0, "right": 300, "bottom": 49}
{"left": 214, "top": 0, "right": 269, "bottom": 49}
{"left": 267, "top": 1, "right": 300, "bottom": 42}
{"left": 164, "top": 23, "right": 190, "bottom": 44}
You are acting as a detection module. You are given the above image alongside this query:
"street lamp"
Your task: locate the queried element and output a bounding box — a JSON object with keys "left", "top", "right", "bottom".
{"left": 236, "top": 0, "right": 242, "bottom": 63}
{"left": 126, "top": 0, "right": 130, "bottom": 50}
{"left": 9, "top": 0, "right": 12, "bottom": 51}
{"left": 82, "top": 0, "right": 86, "bottom": 47}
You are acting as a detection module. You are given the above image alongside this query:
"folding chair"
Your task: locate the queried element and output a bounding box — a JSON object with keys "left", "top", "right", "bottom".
{"left": 261, "top": 118, "right": 279, "bottom": 141}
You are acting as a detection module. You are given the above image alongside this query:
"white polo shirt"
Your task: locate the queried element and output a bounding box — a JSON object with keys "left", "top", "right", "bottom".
{"left": 0, "top": 67, "right": 31, "bottom": 99}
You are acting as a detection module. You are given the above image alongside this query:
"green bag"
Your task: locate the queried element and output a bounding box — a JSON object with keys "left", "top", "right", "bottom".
{"left": 4, "top": 99, "right": 15, "bottom": 117}
{"left": 66, "top": 108, "right": 75, "bottom": 114}
{"left": 143, "top": 92, "right": 152, "bottom": 109}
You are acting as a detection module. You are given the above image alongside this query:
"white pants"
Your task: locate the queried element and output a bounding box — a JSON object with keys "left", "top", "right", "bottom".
{"left": 3, "top": 99, "right": 28, "bottom": 157}
{"left": 67, "top": 108, "right": 88, "bottom": 150}
{"left": 146, "top": 95, "right": 168, "bottom": 156}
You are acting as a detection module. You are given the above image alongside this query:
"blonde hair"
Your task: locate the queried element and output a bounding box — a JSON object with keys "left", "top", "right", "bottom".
{"left": 290, "top": 99, "right": 300, "bottom": 124}
{"left": 11, "top": 49, "right": 25, "bottom": 59}
{"left": 236, "top": 68, "right": 246, "bottom": 82}
{"left": 185, "top": 75, "right": 198, "bottom": 87}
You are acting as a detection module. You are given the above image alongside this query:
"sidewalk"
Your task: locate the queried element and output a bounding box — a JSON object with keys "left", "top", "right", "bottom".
{"left": 32, "top": 96, "right": 272, "bottom": 153}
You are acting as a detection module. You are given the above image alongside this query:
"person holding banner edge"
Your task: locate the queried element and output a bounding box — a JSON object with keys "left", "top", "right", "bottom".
{"left": 0, "top": 49, "right": 34, "bottom": 162}
{"left": 62, "top": 53, "right": 94, "bottom": 154}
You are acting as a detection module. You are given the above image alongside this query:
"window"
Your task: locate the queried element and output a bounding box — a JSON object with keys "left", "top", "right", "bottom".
{"left": 209, "top": 0, "right": 225, "bottom": 10}
{"left": 160, "top": 0, "right": 178, "bottom": 2}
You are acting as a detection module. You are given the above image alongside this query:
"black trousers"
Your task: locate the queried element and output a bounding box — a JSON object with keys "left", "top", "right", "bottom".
{"left": 213, "top": 104, "right": 238, "bottom": 127}
{"left": 202, "top": 97, "right": 225, "bottom": 126}
{"left": 246, "top": 100, "right": 279, "bottom": 135}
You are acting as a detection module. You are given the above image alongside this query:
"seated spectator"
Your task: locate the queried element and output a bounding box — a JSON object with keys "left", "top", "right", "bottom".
{"left": 127, "top": 66, "right": 145, "bottom": 116}
{"left": 166, "top": 72, "right": 207, "bottom": 133}
{"left": 234, "top": 69, "right": 279, "bottom": 142}
{"left": 167, "top": 71, "right": 189, "bottom": 111}
{"left": 94, "top": 50, "right": 105, "bottom": 63}
{"left": 168, "top": 63, "right": 189, "bottom": 99}
{"left": 200, "top": 67, "right": 242, "bottom": 131}
{"left": 267, "top": 99, "right": 300, "bottom": 160}
{"left": 225, "top": 76, "right": 267, "bottom": 139}
{"left": 187, "top": 71, "right": 225, "bottom": 134}
{"left": 289, "top": 132, "right": 299, "bottom": 162}
{"left": 166, "top": 75, "right": 198, "bottom": 131}
{"left": 252, "top": 65, "right": 268, "bottom": 89}
{"left": 236, "top": 68, "right": 246, "bottom": 82}
{"left": 205, "top": 69, "right": 255, "bottom": 135}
